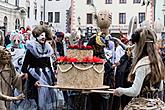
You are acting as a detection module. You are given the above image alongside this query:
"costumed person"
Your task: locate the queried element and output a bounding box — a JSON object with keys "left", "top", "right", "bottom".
{"left": 0, "top": 46, "right": 24, "bottom": 110}
{"left": 6, "top": 31, "right": 25, "bottom": 49}
{"left": 5, "top": 31, "right": 26, "bottom": 110}
{"left": 55, "top": 32, "right": 65, "bottom": 57}
{"left": 63, "top": 33, "right": 71, "bottom": 56}
{"left": 19, "top": 27, "right": 25, "bottom": 34}
{"left": 113, "top": 47, "right": 132, "bottom": 110}
{"left": 22, "top": 30, "right": 31, "bottom": 45}
{"left": 21, "top": 25, "right": 58, "bottom": 110}
{"left": 4, "top": 32, "right": 11, "bottom": 47}
{"left": 86, "top": 10, "right": 115, "bottom": 110}
{"left": 114, "top": 27, "right": 165, "bottom": 109}
{"left": 6, "top": 31, "right": 25, "bottom": 73}
{"left": 114, "top": 29, "right": 129, "bottom": 66}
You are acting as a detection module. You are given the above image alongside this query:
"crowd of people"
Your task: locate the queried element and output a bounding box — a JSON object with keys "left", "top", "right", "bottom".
{"left": 0, "top": 10, "right": 165, "bottom": 110}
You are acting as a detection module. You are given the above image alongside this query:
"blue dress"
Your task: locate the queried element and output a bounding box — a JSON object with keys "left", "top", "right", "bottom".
{"left": 21, "top": 40, "right": 57, "bottom": 110}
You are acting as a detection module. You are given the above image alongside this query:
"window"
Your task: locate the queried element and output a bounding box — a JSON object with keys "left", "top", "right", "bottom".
{"left": 87, "top": 0, "right": 92, "bottom": 4}
{"left": 119, "top": 0, "right": 126, "bottom": 3}
{"left": 87, "top": 13, "right": 93, "bottom": 24}
{"left": 34, "top": 9, "right": 37, "bottom": 20}
{"left": 5, "top": 0, "right": 8, "bottom": 3}
{"left": 15, "top": 19, "right": 20, "bottom": 29}
{"left": 27, "top": 7, "right": 30, "bottom": 18}
{"left": 4, "top": 16, "right": 7, "bottom": 27}
{"left": 41, "top": 11, "right": 43, "bottom": 20}
{"left": 119, "top": 13, "right": 126, "bottom": 24}
{"left": 55, "top": 12, "right": 60, "bottom": 23}
{"left": 164, "top": 15, "right": 165, "bottom": 27}
{"left": 15, "top": 0, "right": 19, "bottom": 6}
{"left": 133, "top": 0, "right": 141, "bottom": 3}
{"left": 139, "top": 12, "right": 145, "bottom": 23}
{"left": 48, "top": 12, "right": 53, "bottom": 22}
{"left": 105, "top": 0, "right": 112, "bottom": 4}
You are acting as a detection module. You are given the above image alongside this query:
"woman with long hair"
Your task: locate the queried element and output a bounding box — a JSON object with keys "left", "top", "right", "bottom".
{"left": 113, "top": 27, "right": 165, "bottom": 109}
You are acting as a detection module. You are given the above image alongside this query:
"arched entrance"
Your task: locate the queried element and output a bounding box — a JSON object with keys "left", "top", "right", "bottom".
{"left": 15, "top": 18, "right": 20, "bottom": 29}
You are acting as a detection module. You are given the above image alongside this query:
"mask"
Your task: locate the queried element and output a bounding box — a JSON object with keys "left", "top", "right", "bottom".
{"left": 12, "top": 35, "right": 21, "bottom": 48}
{"left": 37, "top": 32, "right": 46, "bottom": 44}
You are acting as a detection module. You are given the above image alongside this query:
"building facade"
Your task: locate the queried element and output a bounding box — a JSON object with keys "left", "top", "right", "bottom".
{"left": 156, "top": 0, "right": 165, "bottom": 31}
{"left": 45, "top": 0, "right": 71, "bottom": 32}
{"left": 71, "top": 0, "right": 155, "bottom": 34}
{"left": 0, "top": 0, "right": 26, "bottom": 34}
{"left": 0, "top": 0, "right": 45, "bottom": 34}
{"left": 25, "top": 0, "right": 44, "bottom": 29}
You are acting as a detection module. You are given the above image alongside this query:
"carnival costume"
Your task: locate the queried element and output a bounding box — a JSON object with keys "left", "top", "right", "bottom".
{"left": 0, "top": 46, "right": 24, "bottom": 110}
{"left": 21, "top": 25, "right": 59, "bottom": 110}
{"left": 22, "top": 40, "right": 58, "bottom": 110}
{"left": 119, "top": 56, "right": 165, "bottom": 110}
{"left": 6, "top": 31, "right": 25, "bottom": 73}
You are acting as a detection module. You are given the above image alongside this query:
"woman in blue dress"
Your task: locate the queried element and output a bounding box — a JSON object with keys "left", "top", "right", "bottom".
{"left": 21, "top": 25, "right": 57, "bottom": 110}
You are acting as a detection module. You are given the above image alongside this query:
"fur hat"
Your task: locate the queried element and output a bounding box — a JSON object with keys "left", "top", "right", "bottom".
{"left": 32, "top": 25, "right": 52, "bottom": 39}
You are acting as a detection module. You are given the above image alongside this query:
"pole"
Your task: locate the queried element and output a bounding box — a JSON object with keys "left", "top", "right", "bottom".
{"left": 154, "top": 0, "right": 156, "bottom": 21}
{"left": 44, "top": 0, "right": 46, "bottom": 21}
{"left": 151, "top": 0, "right": 155, "bottom": 28}
{"left": 145, "top": 1, "right": 148, "bottom": 20}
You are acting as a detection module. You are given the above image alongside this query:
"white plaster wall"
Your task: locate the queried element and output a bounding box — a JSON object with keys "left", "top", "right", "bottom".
{"left": 73, "top": 0, "right": 152, "bottom": 33}
{"left": 0, "top": 0, "right": 26, "bottom": 32}
{"left": 45, "top": 0, "right": 71, "bottom": 32}
{"left": 155, "top": 0, "right": 164, "bottom": 26}
{"left": 25, "top": 0, "right": 44, "bottom": 29}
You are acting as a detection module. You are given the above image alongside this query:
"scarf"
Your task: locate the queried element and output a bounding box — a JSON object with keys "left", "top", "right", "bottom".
{"left": 26, "top": 40, "right": 53, "bottom": 58}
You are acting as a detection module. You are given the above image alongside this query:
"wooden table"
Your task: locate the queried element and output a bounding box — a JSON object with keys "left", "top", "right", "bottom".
{"left": 39, "top": 85, "right": 114, "bottom": 110}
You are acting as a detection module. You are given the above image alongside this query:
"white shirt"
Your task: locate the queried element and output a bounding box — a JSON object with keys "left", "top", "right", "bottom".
{"left": 115, "top": 56, "right": 151, "bottom": 97}
{"left": 115, "top": 45, "right": 125, "bottom": 63}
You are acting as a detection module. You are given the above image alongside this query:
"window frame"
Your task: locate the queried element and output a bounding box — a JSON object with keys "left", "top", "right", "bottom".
{"left": 48, "top": 12, "right": 53, "bottom": 22}
{"left": 34, "top": 9, "right": 37, "bottom": 20}
{"left": 41, "top": 11, "right": 43, "bottom": 21}
{"left": 119, "top": 13, "right": 126, "bottom": 24}
{"left": 87, "top": 0, "right": 92, "bottom": 4}
{"left": 119, "top": 0, "right": 126, "bottom": 4}
{"left": 105, "top": 0, "right": 112, "bottom": 4}
{"left": 27, "top": 7, "right": 30, "bottom": 18}
{"left": 139, "top": 12, "right": 145, "bottom": 23}
{"left": 15, "top": 0, "right": 19, "bottom": 6}
{"left": 54, "top": 12, "right": 60, "bottom": 23}
{"left": 133, "top": 0, "right": 141, "bottom": 3}
{"left": 87, "top": 13, "right": 93, "bottom": 24}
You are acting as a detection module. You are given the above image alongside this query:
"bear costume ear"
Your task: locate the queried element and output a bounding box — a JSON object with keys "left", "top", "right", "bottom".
{"left": 127, "top": 16, "right": 138, "bottom": 40}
